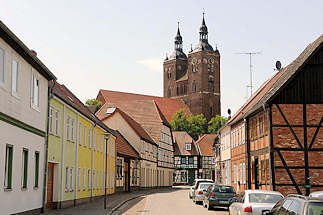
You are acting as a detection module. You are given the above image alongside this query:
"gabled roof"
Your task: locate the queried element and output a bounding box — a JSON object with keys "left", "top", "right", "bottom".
{"left": 0, "top": 21, "right": 56, "bottom": 81}
{"left": 172, "top": 131, "right": 199, "bottom": 156}
{"left": 52, "top": 82, "right": 115, "bottom": 134}
{"left": 101, "top": 107, "right": 156, "bottom": 145}
{"left": 115, "top": 130, "right": 140, "bottom": 159}
{"left": 196, "top": 134, "right": 216, "bottom": 156}
{"left": 97, "top": 100, "right": 168, "bottom": 145}
{"left": 245, "top": 34, "right": 323, "bottom": 116}
{"left": 96, "top": 89, "right": 191, "bottom": 123}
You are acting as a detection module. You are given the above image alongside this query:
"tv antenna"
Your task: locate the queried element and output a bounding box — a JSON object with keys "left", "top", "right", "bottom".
{"left": 235, "top": 52, "right": 261, "bottom": 97}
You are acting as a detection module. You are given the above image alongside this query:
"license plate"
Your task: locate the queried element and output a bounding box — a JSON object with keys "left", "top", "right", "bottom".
{"left": 219, "top": 201, "right": 229, "bottom": 204}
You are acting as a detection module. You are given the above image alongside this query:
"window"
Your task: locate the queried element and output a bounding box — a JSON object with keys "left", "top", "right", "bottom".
{"left": 71, "top": 119, "right": 75, "bottom": 142}
{"left": 12, "top": 59, "right": 18, "bottom": 94}
{"left": 34, "top": 152, "right": 39, "bottom": 188}
{"left": 22, "top": 149, "right": 28, "bottom": 189}
{"left": 188, "top": 157, "right": 194, "bottom": 165}
{"left": 111, "top": 140, "right": 114, "bottom": 157}
{"left": 65, "top": 167, "right": 69, "bottom": 191}
{"left": 83, "top": 168, "right": 86, "bottom": 190}
{"left": 193, "top": 80, "right": 197, "bottom": 93}
{"left": 167, "top": 88, "right": 171, "bottom": 97}
{"left": 181, "top": 157, "right": 186, "bottom": 165}
{"left": 55, "top": 110, "right": 59, "bottom": 136}
{"left": 70, "top": 167, "right": 73, "bottom": 191}
{"left": 78, "top": 168, "right": 81, "bottom": 190}
{"left": 185, "top": 143, "right": 191, "bottom": 150}
{"left": 96, "top": 170, "right": 99, "bottom": 189}
{"left": 92, "top": 170, "right": 95, "bottom": 189}
{"left": 208, "top": 67, "right": 213, "bottom": 74}
{"left": 87, "top": 169, "right": 91, "bottom": 190}
{"left": 49, "top": 108, "right": 60, "bottom": 136}
{"left": 49, "top": 108, "right": 53, "bottom": 133}
{"left": 93, "top": 131, "right": 96, "bottom": 149}
{"left": 0, "top": 48, "right": 4, "bottom": 84}
{"left": 32, "top": 74, "right": 39, "bottom": 107}
{"left": 84, "top": 126, "right": 87, "bottom": 146}
{"left": 4, "top": 145, "right": 13, "bottom": 189}
{"left": 259, "top": 116, "right": 264, "bottom": 135}
{"left": 88, "top": 128, "right": 91, "bottom": 148}
{"left": 66, "top": 116, "right": 70, "bottom": 141}
{"left": 208, "top": 77, "right": 214, "bottom": 91}
{"left": 79, "top": 123, "right": 82, "bottom": 145}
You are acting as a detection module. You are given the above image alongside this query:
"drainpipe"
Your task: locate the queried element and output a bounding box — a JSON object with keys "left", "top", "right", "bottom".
{"left": 91, "top": 123, "right": 97, "bottom": 199}
{"left": 42, "top": 80, "right": 56, "bottom": 213}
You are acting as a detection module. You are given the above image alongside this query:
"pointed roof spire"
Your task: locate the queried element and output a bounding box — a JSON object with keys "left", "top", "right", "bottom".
{"left": 202, "top": 11, "right": 206, "bottom": 26}
{"left": 200, "top": 11, "right": 208, "bottom": 34}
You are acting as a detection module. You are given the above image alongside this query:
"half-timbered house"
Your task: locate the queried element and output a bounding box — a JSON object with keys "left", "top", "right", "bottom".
{"left": 244, "top": 34, "right": 323, "bottom": 195}
{"left": 196, "top": 134, "right": 216, "bottom": 180}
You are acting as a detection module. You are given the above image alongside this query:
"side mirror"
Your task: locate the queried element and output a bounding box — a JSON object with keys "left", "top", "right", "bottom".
{"left": 262, "top": 210, "right": 272, "bottom": 215}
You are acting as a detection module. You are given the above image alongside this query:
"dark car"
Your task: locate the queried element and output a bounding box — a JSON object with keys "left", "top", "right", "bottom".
{"left": 262, "top": 194, "right": 323, "bottom": 215}
{"left": 203, "top": 184, "right": 236, "bottom": 210}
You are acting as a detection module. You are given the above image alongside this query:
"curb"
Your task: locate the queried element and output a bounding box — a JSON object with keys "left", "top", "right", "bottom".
{"left": 107, "top": 192, "right": 152, "bottom": 215}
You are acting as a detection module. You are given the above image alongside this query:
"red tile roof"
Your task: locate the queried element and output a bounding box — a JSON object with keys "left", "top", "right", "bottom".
{"left": 173, "top": 131, "right": 199, "bottom": 156}
{"left": 115, "top": 130, "right": 140, "bottom": 159}
{"left": 196, "top": 134, "right": 216, "bottom": 156}
{"left": 52, "top": 82, "right": 115, "bottom": 134}
{"left": 97, "top": 100, "right": 168, "bottom": 145}
{"left": 96, "top": 89, "right": 191, "bottom": 123}
{"left": 102, "top": 107, "right": 156, "bottom": 145}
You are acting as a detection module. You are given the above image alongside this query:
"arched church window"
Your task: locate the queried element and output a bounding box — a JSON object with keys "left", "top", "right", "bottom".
{"left": 208, "top": 77, "right": 214, "bottom": 92}
{"left": 193, "top": 81, "right": 197, "bottom": 93}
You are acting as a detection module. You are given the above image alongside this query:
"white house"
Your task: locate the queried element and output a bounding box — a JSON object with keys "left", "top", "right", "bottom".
{"left": 218, "top": 125, "right": 232, "bottom": 185}
{"left": 0, "top": 21, "right": 56, "bottom": 214}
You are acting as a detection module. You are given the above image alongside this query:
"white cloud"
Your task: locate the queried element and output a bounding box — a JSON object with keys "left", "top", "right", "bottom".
{"left": 136, "top": 57, "right": 163, "bottom": 73}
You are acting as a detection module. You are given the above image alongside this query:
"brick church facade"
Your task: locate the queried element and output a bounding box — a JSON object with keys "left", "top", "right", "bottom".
{"left": 163, "top": 15, "right": 221, "bottom": 120}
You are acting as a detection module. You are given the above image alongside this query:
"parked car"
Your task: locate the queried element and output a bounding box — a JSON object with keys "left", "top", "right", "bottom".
{"left": 229, "top": 190, "right": 283, "bottom": 215}
{"left": 193, "top": 182, "right": 214, "bottom": 204}
{"left": 262, "top": 194, "right": 323, "bottom": 215}
{"left": 203, "top": 184, "right": 236, "bottom": 210}
{"left": 189, "top": 179, "right": 213, "bottom": 199}
{"left": 309, "top": 191, "right": 323, "bottom": 198}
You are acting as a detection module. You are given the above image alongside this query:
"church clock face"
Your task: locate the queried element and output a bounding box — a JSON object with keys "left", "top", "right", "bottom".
{"left": 209, "top": 58, "right": 215, "bottom": 64}
{"left": 192, "top": 58, "right": 197, "bottom": 64}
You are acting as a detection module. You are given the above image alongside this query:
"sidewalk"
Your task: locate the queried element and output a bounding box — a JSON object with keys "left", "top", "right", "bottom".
{"left": 43, "top": 188, "right": 172, "bottom": 215}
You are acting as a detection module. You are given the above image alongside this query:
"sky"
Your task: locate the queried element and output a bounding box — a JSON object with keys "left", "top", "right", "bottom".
{"left": 1, "top": 0, "right": 323, "bottom": 117}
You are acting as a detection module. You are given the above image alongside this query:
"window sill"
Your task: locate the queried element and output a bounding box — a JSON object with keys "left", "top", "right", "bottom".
{"left": 31, "top": 104, "right": 40, "bottom": 113}
{"left": 11, "top": 91, "right": 20, "bottom": 100}
{"left": 4, "top": 188, "right": 12, "bottom": 192}
{"left": 33, "top": 186, "right": 39, "bottom": 190}
{"left": 21, "top": 187, "right": 28, "bottom": 191}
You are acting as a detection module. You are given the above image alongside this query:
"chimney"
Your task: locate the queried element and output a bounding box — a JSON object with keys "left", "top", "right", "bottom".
{"left": 30, "top": 50, "right": 37, "bottom": 57}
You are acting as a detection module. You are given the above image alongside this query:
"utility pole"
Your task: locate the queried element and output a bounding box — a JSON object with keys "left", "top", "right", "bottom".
{"left": 236, "top": 52, "right": 261, "bottom": 97}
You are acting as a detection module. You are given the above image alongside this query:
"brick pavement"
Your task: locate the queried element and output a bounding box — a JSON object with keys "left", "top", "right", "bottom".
{"left": 43, "top": 188, "right": 172, "bottom": 215}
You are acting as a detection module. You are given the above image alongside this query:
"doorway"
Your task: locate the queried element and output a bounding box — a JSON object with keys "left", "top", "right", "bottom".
{"left": 46, "top": 162, "right": 54, "bottom": 210}
{"left": 124, "top": 160, "right": 130, "bottom": 192}
{"left": 254, "top": 157, "right": 259, "bottom": 189}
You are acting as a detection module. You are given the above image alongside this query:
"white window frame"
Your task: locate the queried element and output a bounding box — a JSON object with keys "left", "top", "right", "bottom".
{"left": 88, "top": 128, "right": 91, "bottom": 149}
{"left": 78, "top": 168, "right": 81, "bottom": 191}
{"left": 11, "top": 58, "right": 19, "bottom": 96}
{"left": 87, "top": 169, "right": 91, "bottom": 190}
{"left": 49, "top": 107, "right": 53, "bottom": 134}
{"left": 69, "top": 167, "right": 74, "bottom": 192}
{"left": 78, "top": 123, "right": 82, "bottom": 145}
{"left": 65, "top": 166, "right": 69, "bottom": 191}
{"left": 84, "top": 125, "right": 87, "bottom": 146}
{"left": 66, "top": 116, "right": 70, "bottom": 141}
{"left": 83, "top": 168, "right": 86, "bottom": 190}
{"left": 31, "top": 72, "right": 40, "bottom": 110}
{"left": 71, "top": 118, "right": 75, "bottom": 142}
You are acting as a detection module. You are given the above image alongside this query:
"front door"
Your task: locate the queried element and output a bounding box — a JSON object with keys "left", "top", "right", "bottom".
{"left": 46, "top": 162, "right": 54, "bottom": 210}
{"left": 254, "top": 157, "right": 259, "bottom": 189}
{"left": 124, "top": 160, "right": 130, "bottom": 192}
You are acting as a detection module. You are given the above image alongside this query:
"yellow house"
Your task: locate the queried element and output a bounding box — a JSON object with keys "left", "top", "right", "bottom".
{"left": 47, "top": 82, "right": 116, "bottom": 209}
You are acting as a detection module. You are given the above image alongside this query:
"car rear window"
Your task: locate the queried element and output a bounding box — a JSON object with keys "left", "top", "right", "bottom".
{"left": 249, "top": 193, "right": 283, "bottom": 203}
{"left": 308, "top": 202, "right": 323, "bottom": 215}
{"left": 199, "top": 183, "right": 213, "bottom": 190}
{"left": 213, "top": 185, "right": 235, "bottom": 193}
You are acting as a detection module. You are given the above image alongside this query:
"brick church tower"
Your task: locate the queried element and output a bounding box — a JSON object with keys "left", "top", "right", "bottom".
{"left": 163, "top": 15, "right": 221, "bottom": 120}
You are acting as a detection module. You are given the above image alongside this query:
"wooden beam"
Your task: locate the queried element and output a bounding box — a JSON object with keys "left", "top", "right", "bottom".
{"left": 303, "top": 104, "right": 310, "bottom": 196}
{"left": 275, "top": 104, "right": 303, "bottom": 149}
{"left": 276, "top": 149, "right": 302, "bottom": 195}
{"left": 309, "top": 117, "right": 323, "bottom": 149}
{"left": 268, "top": 105, "right": 276, "bottom": 191}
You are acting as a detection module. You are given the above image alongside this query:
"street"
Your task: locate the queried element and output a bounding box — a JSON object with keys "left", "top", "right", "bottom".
{"left": 113, "top": 187, "right": 229, "bottom": 215}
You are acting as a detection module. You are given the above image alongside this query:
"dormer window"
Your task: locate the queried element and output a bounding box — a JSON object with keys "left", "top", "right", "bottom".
{"left": 185, "top": 143, "right": 191, "bottom": 151}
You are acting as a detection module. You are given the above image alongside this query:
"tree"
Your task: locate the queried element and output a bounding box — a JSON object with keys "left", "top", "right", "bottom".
{"left": 170, "top": 109, "right": 189, "bottom": 131}
{"left": 187, "top": 114, "right": 208, "bottom": 140}
{"left": 208, "top": 115, "right": 228, "bottom": 134}
{"left": 85, "top": 99, "right": 103, "bottom": 112}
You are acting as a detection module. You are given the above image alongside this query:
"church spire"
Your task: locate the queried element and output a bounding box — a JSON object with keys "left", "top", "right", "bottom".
{"left": 199, "top": 12, "right": 208, "bottom": 42}
{"left": 174, "top": 22, "right": 183, "bottom": 51}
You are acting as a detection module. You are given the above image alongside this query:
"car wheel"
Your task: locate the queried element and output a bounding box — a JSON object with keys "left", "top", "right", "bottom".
{"left": 189, "top": 194, "right": 192, "bottom": 199}
{"left": 203, "top": 201, "right": 207, "bottom": 208}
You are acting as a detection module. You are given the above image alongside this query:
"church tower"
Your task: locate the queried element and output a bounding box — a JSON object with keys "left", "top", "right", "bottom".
{"left": 164, "top": 15, "right": 221, "bottom": 120}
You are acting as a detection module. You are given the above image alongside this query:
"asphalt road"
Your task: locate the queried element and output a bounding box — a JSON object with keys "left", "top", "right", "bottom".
{"left": 113, "top": 186, "right": 229, "bottom": 215}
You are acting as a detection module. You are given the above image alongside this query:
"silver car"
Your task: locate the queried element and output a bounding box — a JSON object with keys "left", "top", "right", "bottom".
{"left": 193, "top": 182, "right": 214, "bottom": 204}
{"left": 189, "top": 179, "right": 213, "bottom": 199}
{"left": 229, "top": 190, "right": 283, "bottom": 215}
{"left": 309, "top": 191, "right": 323, "bottom": 198}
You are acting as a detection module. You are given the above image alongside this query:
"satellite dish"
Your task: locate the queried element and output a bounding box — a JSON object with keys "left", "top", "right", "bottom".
{"left": 227, "top": 108, "right": 231, "bottom": 116}
{"left": 275, "top": 61, "right": 282, "bottom": 71}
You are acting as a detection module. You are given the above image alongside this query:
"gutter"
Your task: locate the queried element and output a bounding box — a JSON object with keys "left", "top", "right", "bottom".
{"left": 42, "top": 80, "right": 56, "bottom": 212}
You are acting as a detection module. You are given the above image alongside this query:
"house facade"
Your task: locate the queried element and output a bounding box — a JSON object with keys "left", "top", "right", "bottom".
{"left": 173, "top": 131, "right": 199, "bottom": 185}
{"left": 47, "top": 82, "right": 116, "bottom": 209}
{"left": 98, "top": 107, "right": 158, "bottom": 188}
{"left": 196, "top": 134, "right": 216, "bottom": 181}
{"left": 0, "top": 21, "right": 56, "bottom": 214}
{"left": 115, "top": 131, "right": 140, "bottom": 192}
{"left": 218, "top": 126, "right": 232, "bottom": 185}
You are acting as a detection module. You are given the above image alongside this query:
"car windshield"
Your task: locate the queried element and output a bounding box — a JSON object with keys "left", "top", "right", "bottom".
{"left": 248, "top": 193, "right": 283, "bottom": 203}
{"left": 199, "top": 183, "right": 212, "bottom": 190}
{"left": 213, "top": 185, "right": 235, "bottom": 193}
{"left": 308, "top": 202, "right": 323, "bottom": 215}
